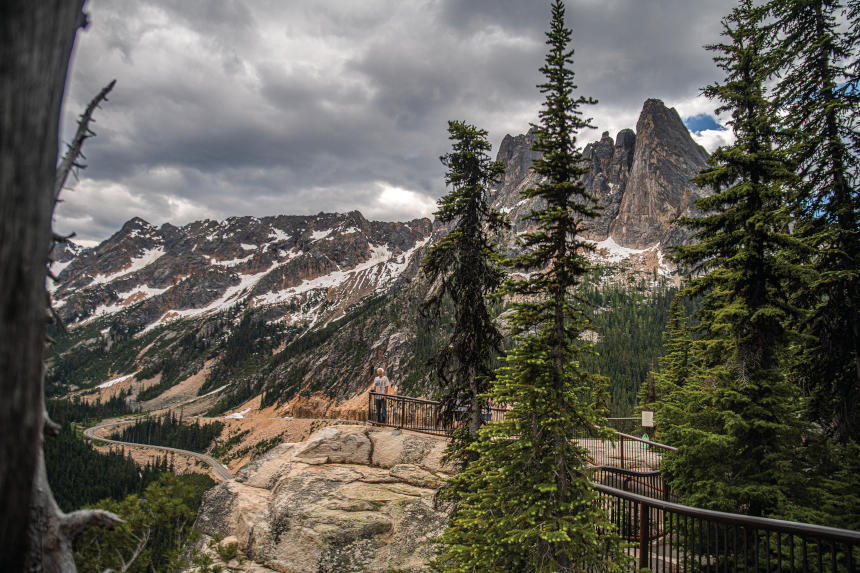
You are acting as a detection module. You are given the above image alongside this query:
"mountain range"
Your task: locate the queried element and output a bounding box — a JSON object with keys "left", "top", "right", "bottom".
{"left": 48, "top": 98, "right": 708, "bottom": 416}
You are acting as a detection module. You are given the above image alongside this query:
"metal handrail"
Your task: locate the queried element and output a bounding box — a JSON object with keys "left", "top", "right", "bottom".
{"left": 593, "top": 465, "right": 662, "bottom": 478}
{"left": 367, "top": 392, "right": 680, "bottom": 453}
{"left": 596, "top": 480, "right": 860, "bottom": 571}
{"left": 594, "top": 482, "right": 860, "bottom": 544}
{"left": 612, "top": 430, "right": 678, "bottom": 452}
{"left": 366, "top": 391, "right": 860, "bottom": 570}
{"left": 368, "top": 391, "right": 440, "bottom": 405}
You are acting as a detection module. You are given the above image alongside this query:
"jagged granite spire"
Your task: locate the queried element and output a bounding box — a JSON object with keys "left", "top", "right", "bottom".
{"left": 491, "top": 98, "right": 709, "bottom": 249}
{"left": 609, "top": 99, "right": 708, "bottom": 248}
{"left": 580, "top": 128, "right": 636, "bottom": 238}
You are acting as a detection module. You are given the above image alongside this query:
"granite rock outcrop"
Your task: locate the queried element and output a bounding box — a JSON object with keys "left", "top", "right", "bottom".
{"left": 192, "top": 425, "right": 452, "bottom": 573}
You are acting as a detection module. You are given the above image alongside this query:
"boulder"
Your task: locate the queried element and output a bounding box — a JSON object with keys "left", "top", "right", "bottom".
{"left": 368, "top": 428, "right": 450, "bottom": 474}
{"left": 293, "top": 425, "right": 372, "bottom": 465}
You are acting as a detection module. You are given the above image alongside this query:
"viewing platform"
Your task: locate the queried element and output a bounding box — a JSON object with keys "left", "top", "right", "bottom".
{"left": 368, "top": 391, "right": 860, "bottom": 571}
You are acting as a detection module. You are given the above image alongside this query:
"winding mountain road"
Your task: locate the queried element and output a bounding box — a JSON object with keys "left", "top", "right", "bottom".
{"left": 83, "top": 420, "right": 233, "bottom": 481}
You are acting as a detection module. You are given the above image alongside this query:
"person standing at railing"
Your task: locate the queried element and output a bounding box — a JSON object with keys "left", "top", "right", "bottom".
{"left": 373, "top": 368, "right": 391, "bottom": 424}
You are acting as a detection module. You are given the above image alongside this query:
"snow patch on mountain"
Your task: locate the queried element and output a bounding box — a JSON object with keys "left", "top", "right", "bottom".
{"left": 97, "top": 372, "right": 137, "bottom": 389}
{"left": 210, "top": 254, "right": 254, "bottom": 267}
{"left": 116, "top": 285, "right": 169, "bottom": 300}
{"left": 147, "top": 265, "right": 278, "bottom": 330}
{"left": 225, "top": 407, "right": 251, "bottom": 419}
{"left": 269, "top": 228, "right": 291, "bottom": 242}
{"left": 590, "top": 236, "right": 649, "bottom": 262}
{"left": 585, "top": 236, "right": 675, "bottom": 278}
{"left": 50, "top": 259, "right": 74, "bottom": 276}
{"left": 90, "top": 246, "right": 166, "bottom": 285}
{"left": 377, "top": 236, "right": 430, "bottom": 290}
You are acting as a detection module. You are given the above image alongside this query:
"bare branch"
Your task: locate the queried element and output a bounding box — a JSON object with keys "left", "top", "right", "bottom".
{"left": 43, "top": 413, "right": 61, "bottom": 438}
{"left": 53, "top": 78, "right": 115, "bottom": 205}
{"left": 53, "top": 231, "right": 76, "bottom": 244}
{"left": 60, "top": 509, "right": 122, "bottom": 539}
{"left": 117, "top": 528, "right": 150, "bottom": 572}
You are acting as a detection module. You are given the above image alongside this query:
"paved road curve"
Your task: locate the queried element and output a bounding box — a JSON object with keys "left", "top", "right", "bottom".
{"left": 83, "top": 420, "right": 233, "bottom": 481}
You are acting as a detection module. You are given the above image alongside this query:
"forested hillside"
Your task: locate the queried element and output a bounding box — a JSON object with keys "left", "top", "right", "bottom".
{"left": 109, "top": 414, "right": 224, "bottom": 454}
{"left": 582, "top": 280, "right": 685, "bottom": 414}
{"left": 45, "top": 397, "right": 158, "bottom": 513}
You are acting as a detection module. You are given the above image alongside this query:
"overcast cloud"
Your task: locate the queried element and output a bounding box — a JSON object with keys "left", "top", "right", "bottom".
{"left": 59, "top": 0, "right": 736, "bottom": 244}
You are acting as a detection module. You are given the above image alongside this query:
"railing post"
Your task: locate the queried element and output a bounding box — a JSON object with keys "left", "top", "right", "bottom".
{"left": 639, "top": 501, "right": 649, "bottom": 570}
{"left": 620, "top": 435, "right": 625, "bottom": 469}
{"left": 400, "top": 398, "right": 406, "bottom": 429}
{"left": 368, "top": 392, "right": 373, "bottom": 423}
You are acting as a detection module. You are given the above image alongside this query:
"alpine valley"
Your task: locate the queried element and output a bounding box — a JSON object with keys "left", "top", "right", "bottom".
{"left": 48, "top": 98, "right": 707, "bottom": 421}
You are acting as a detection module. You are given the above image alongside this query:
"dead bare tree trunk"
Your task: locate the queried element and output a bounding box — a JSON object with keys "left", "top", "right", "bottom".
{"left": 1, "top": 2, "right": 119, "bottom": 570}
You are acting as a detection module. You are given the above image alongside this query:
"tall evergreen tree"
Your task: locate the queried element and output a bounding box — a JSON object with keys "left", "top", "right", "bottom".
{"left": 661, "top": 0, "right": 805, "bottom": 517}
{"left": 655, "top": 296, "right": 693, "bottom": 393}
{"left": 436, "top": 2, "right": 624, "bottom": 570}
{"left": 639, "top": 295, "right": 694, "bottom": 422}
{"left": 421, "top": 120, "right": 507, "bottom": 446}
{"left": 768, "top": 0, "right": 860, "bottom": 442}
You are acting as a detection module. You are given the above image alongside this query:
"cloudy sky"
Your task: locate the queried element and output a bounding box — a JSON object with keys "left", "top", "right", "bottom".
{"left": 59, "top": 0, "right": 736, "bottom": 245}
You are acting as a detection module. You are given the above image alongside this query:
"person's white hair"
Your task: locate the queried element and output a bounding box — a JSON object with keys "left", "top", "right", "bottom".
{"left": 376, "top": 368, "right": 384, "bottom": 375}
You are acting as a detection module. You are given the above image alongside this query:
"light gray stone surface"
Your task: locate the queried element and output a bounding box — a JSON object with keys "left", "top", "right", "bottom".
{"left": 191, "top": 425, "right": 452, "bottom": 572}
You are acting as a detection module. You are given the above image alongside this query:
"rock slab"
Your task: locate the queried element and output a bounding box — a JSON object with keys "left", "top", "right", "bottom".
{"left": 192, "top": 425, "right": 452, "bottom": 572}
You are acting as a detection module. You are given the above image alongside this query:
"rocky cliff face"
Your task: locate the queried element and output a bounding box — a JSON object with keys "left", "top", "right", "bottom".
{"left": 192, "top": 425, "right": 452, "bottom": 572}
{"left": 580, "top": 128, "right": 636, "bottom": 238}
{"left": 490, "top": 98, "right": 709, "bottom": 249}
{"left": 609, "top": 99, "right": 709, "bottom": 248}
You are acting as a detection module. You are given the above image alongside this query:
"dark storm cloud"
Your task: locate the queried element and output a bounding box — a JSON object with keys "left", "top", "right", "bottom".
{"left": 58, "top": 0, "right": 735, "bottom": 244}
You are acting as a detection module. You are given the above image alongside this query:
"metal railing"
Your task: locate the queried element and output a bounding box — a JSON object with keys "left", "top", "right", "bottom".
{"left": 579, "top": 430, "right": 677, "bottom": 473}
{"left": 367, "top": 391, "right": 860, "bottom": 570}
{"left": 593, "top": 465, "right": 679, "bottom": 504}
{"left": 368, "top": 392, "right": 512, "bottom": 436}
{"left": 368, "top": 392, "right": 675, "bottom": 472}
{"left": 368, "top": 392, "right": 453, "bottom": 436}
{"left": 595, "top": 482, "right": 860, "bottom": 572}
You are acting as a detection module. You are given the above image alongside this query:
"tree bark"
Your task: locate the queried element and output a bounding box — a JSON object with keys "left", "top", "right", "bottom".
{"left": 0, "top": 1, "right": 103, "bottom": 570}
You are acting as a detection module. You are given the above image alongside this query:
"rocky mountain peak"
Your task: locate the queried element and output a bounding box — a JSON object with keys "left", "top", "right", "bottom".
{"left": 614, "top": 129, "right": 636, "bottom": 164}
{"left": 115, "top": 217, "right": 160, "bottom": 243}
{"left": 497, "top": 127, "right": 540, "bottom": 188}
{"left": 490, "top": 98, "right": 708, "bottom": 251}
{"left": 608, "top": 98, "right": 708, "bottom": 248}
{"left": 637, "top": 99, "right": 708, "bottom": 164}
